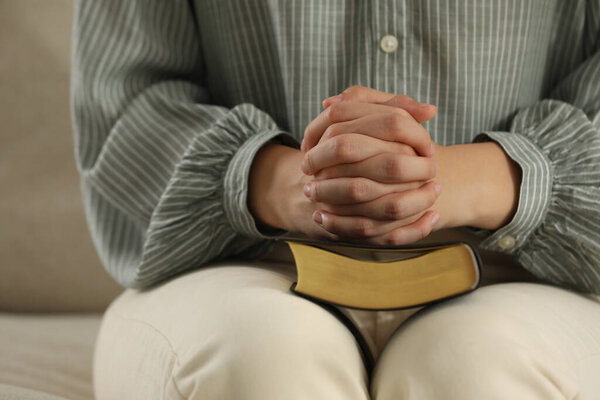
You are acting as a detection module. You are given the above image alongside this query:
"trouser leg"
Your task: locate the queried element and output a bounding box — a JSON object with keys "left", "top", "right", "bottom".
{"left": 371, "top": 283, "right": 600, "bottom": 400}
{"left": 94, "top": 260, "right": 370, "bottom": 400}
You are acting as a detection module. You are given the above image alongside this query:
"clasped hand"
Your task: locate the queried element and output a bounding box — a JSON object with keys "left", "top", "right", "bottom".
{"left": 300, "top": 86, "right": 442, "bottom": 245}
{"left": 249, "top": 86, "right": 519, "bottom": 240}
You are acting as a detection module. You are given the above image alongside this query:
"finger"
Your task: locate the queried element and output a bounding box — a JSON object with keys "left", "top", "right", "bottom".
{"left": 369, "top": 211, "right": 440, "bottom": 245}
{"left": 302, "top": 102, "right": 431, "bottom": 155}
{"left": 313, "top": 209, "right": 421, "bottom": 238}
{"left": 302, "top": 134, "right": 410, "bottom": 175}
{"left": 309, "top": 225, "right": 341, "bottom": 242}
{"left": 317, "top": 112, "right": 433, "bottom": 156}
{"left": 325, "top": 181, "right": 441, "bottom": 221}
{"left": 304, "top": 177, "right": 419, "bottom": 204}
{"left": 382, "top": 95, "right": 437, "bottom": 125}
{"left": 323, "top": 86, "right": 437, "bottom": 124}
{"left": 314, "top": 152, "right": 438, "bottom": 183}
{"left": 322, "top": 86, "right": 396, "bottom": 108}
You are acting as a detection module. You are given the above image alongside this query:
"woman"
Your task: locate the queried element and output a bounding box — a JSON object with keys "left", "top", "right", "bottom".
{"left": 72, "top": 0, "right": 600, "bottom": 398}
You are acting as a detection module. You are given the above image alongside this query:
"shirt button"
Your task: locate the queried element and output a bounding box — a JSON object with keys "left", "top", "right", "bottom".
{"left": 380, "top": 34, "right": 399, "bottom": 53}
{"left": 497, "top": 235, "right": 516, "bottom": 250}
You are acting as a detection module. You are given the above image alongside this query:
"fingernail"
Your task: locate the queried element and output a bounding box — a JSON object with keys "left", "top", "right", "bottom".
{"left": 419, "top": 102, "right": 435, "bottom": 108}
{"left": 429, "top": 143, "right": 435, "bottom": 156}
{"left": 433, "top": 182, "right": 441, "bottom": 196}
{"left": 313, "top": 211, "right": 323, "bottom": 224}
{"left": 304, "top": 182, "right": 312, "bottom": 198}
{"left": 300, "top": 159, "right": 308, "bottom": 174}
{"left": 431, "top": 213, "right": 440, "bottom": 227}
{"left": 300, "top": 140, "right": 306, "bottom": 152}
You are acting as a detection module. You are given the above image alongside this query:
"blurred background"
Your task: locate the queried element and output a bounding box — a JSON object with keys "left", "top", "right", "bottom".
{"left": 1, "top": 1, "right": 122, "bottom": 399}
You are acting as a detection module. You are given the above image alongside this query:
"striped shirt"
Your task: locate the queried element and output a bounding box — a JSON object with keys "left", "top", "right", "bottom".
{"left": 71, "top": 0, "right": 600, "bottom": 293}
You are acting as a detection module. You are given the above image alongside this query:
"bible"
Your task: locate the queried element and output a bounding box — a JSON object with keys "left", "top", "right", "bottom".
{"left": 281, "top": 237, "right": 482, "bottom": 310}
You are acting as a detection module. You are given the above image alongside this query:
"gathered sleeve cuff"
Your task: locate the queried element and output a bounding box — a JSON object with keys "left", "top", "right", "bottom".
{"left": 473, "top": 100, "right": 600, "bottom": 293}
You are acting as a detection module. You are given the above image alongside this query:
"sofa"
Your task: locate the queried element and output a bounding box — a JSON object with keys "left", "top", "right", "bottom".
{"left": 9, "top": 2, "right": 600, "bottom": 399}
{"left": 0, "top": 2, "right": 123, "bottom": 399}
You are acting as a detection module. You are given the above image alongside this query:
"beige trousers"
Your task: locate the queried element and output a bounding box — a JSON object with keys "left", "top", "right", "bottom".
{"left": 94, "top": 230, "right": 600, "bottom": 399}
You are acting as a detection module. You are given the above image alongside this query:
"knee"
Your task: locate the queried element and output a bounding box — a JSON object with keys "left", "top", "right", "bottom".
{"left": 171, "top": 291, "right": 368, "bottom": 399}
{"left": 372, "top": 287, "right": 578, "bottom": 400}
{"left": 95, "top": 265, "right": 368, "bottom": 400}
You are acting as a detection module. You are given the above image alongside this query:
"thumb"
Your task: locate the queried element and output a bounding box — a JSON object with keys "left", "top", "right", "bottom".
{"left": 382, "top": 94, "right": 437, "bottom": 123}
{"left": 323, "top": 86, "right": 437, "bottom": 123}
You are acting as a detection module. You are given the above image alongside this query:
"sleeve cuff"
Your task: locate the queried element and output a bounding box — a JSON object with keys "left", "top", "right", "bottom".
{"left": 223, "top": 130, "right": 300, "bottom": 238}
{"left": 473, "top": 131, "right": 554, "bottom": 254}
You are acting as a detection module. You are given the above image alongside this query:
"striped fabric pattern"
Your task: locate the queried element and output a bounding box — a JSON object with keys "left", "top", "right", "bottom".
{"left": 71, "top": 0, "right": 600, "bottom": 292}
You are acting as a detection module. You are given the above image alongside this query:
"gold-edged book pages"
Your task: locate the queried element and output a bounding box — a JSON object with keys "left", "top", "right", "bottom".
{"left": 285, "top": 239, "right": 481, "bottom": 310}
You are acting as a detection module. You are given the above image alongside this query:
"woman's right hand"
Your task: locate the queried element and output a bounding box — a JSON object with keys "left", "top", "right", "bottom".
{"left": 248, "top": 139, "right": 438, "bottom": 245}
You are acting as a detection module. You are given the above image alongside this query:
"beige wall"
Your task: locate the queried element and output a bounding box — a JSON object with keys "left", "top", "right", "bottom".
{"left": 0, "top": 0, "right": 122, "bottom": 312}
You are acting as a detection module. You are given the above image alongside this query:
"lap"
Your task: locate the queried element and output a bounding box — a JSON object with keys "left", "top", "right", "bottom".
{"left": 94, "top": 242, "right": 600, "bottom": 400}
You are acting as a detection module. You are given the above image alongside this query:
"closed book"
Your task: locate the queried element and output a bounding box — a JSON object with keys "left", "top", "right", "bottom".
{"left": 281, "top": 237, "right": 482, "bottom": 310}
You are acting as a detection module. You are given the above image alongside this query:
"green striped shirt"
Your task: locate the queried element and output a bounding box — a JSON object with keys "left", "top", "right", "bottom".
{"left": 71, "top": 0, "right": 600, "bottom": 293}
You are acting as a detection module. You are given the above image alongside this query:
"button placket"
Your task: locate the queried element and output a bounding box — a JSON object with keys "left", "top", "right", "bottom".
{"left": 374, "top": 0, "right": 407, "bottom": 94}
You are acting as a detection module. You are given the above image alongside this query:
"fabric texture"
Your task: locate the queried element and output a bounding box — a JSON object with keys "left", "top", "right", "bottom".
{"left": 93, "top": 252, "right": 600, "bottom": 399}
{"left": 94, "top": 260, "right": 369, "bottom": 400}
{"left": 0, "top": 384, "right": 71, "bottom": 400}
{"left": 71, "top": 0, "right": 600, "bottom": 293}
{"left": 0, "top": 314, "right": 101, "bottom": 400}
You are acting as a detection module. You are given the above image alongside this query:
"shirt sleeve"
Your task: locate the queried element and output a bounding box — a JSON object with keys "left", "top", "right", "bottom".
{"left": 472, "top": 2, "right": 600, "bottom": 294}
{"left": 71, "top": 0, "right": 298, "bottom": 289}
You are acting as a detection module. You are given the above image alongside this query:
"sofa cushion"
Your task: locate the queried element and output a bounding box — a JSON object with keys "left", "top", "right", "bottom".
{"left": 0, "top": 313, "right": 101, "bottom": 400}
{"left": 0, "top": 1, "right": 122, "bottom": 312}
{"left": 0, "top": 384, "right": 71, "bottom": 400}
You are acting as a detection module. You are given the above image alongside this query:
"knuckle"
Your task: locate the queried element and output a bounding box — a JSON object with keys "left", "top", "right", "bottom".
{"left": 385, "top": 156, "right": 404, "bottom": 179}
{"left": 355, "top": 219, "right": 374, "bottom": 237}
{"left": 384, "top": 232, "right": 403, "bottom": 246}
{"left": 323, "top": 123, "right": 342, "bottom": 141}
{"left": 347, "top": 179, "right": 368, "bottom": 201}
{"left": 325, "top": 102, "right": 343, "bottom": 122}
{"left": 315, "top": 168, "right": 329, "bottom": 180}
{"left": 342, "top": 85, "right": 364, "bottom": 100}
{"left": 332, "top": 136, "right": 354, "bottom": 160}
{"left": 398, "top": 143, "right": 417, "bottom": 156}
{"left": 385, "top": 113, "right": 404, "bottom": 132}
{"left": 385, "top": 197, "right": 404, "bottom": 219}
